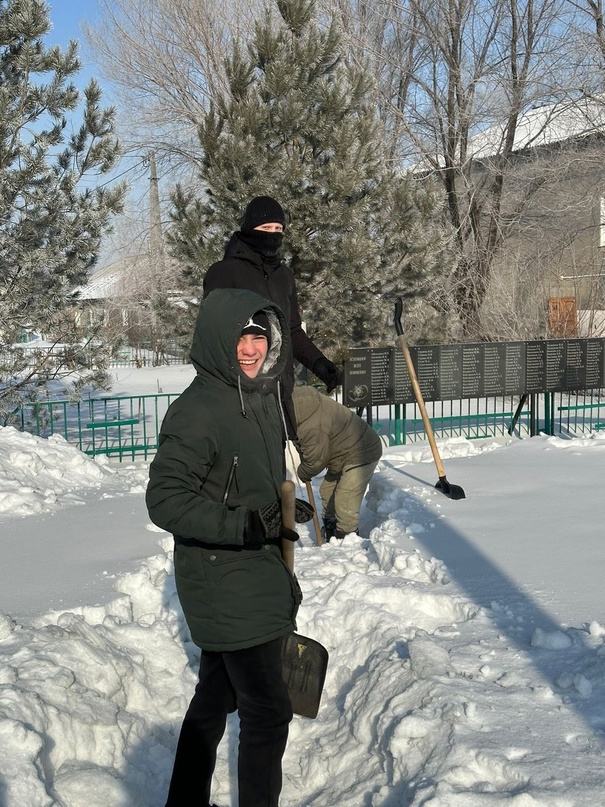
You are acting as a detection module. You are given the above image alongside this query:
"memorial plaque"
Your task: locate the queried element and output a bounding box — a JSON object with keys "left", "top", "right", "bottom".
{"left": 504, "top": 342, "right": 525, "bottom": 395}
{"left": 545, "top": 340, "right": 566, "bottom": 391}
{"left": 393, "top": 349, "right": 414, "bottom": 403}
{"left": 369, "top": 348, "right": 394, "bottom": 405}
{"left": 585, "top": 339, "right": 605, "bottom": 389}
{"left": 565, "top": 340, "right": 585, "bottom": 390}
{"left": 343, "top": 347, "right": 394, "bottom": 407}
{"left": 482, "top": 344, "right": 506, "bottom": 396}
{"left": 525, "top": 341, "right": 546, "bottom": 392}
{"left": 414, "top": 345, "right": 440, "bottom": 400}
{"left": 461, "top": 344, "right": 483, "bottom": 398}
{"left": 438, "top": 345, "right": 463, "bottom": 399}
{"left": 343, "top": 348, "right": 373, "bottom": 407}
{"left": 343, "top": 337, "right": 605, "bottom": 406}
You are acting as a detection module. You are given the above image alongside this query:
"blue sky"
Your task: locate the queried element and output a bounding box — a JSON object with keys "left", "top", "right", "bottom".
{"left": 44, "top": 0, "right": 157, "bottom": 236}
{"left": 46, "top": 0, "right": 101, "bottom": 46}
{"left": 46, "top": 0, "right": 103, "bottom": 83}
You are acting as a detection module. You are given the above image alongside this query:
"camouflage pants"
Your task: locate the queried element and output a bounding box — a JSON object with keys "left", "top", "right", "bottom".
{"left": 320, "top": 461, "right": 378, "bottom": 536}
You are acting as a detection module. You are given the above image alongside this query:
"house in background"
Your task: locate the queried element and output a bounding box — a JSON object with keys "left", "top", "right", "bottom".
{"left": 423, "top": 97, "right": 605, "bottom": 339}
{"left": 77, "top": 255, "right": 153, "bottom": 342}
{"left": 78, "top": 254, "right": 188, "bottom": 366}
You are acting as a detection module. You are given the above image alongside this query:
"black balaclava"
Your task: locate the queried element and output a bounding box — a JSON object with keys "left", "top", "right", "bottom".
{"left": 239, "top": 195, "right": 286, "bottom": 260}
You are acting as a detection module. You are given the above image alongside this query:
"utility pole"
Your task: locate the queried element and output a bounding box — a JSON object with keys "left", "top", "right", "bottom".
{"left": 148, "top": 149, "right": 165, "bottom": 282}
{"left": 148, "top": 150, "right": 165, "bottom": 352}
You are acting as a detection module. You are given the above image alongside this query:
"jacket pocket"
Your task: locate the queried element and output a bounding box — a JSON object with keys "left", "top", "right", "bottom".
{"left": 222, "top": 454, "right": 239, "bottom": 504}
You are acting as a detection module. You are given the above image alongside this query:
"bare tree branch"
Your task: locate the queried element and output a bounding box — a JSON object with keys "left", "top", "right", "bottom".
{"left": 84, "top": 0, "right": 262, "bottom": 164}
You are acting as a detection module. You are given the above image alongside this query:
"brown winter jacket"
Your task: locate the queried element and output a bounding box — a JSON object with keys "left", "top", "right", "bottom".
{"left": 292, "top": 385, "right": 383, "bottom": 482}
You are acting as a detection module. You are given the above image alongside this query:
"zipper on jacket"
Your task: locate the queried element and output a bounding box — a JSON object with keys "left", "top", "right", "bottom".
{"left": 222, "top": 454, "right": 239, "bottom": 504}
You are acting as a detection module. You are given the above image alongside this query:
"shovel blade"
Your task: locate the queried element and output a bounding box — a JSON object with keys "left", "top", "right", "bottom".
{"left": 281, "top": 632, "right": 329, "bottom": 719}
{"left": 435, "top": 476, "right": 466, "bottom": 500}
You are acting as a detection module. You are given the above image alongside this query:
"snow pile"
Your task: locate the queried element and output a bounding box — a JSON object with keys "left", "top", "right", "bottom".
{"left": 0, "top": 426, "right": 113, "bottom": 516}
{"left": 0, "top": 521, "right": 486, "bottom": 807}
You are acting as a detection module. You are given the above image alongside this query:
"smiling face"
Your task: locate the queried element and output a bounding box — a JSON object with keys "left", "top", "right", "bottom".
{"left": 237, "top": 334, "right": 269, "bottom": 378}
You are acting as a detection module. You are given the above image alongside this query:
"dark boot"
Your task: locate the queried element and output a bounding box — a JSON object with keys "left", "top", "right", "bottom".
{"left": 322, "top": 517, "right": 337, "bottom": 543}
{"left": 334, "top": 527, "right": 359, "bottom": 540}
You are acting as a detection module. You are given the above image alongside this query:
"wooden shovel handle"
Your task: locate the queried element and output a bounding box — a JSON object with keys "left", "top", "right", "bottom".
{"left": 396, "top": 334, "right": 446, "bottom": 479}
{"left": 305, "top": 480, "right": 323, "bottom": 546}
{"left": 281, "top": 480, "right": 296, "bottom": 572}
{"left": 394, "top": 298, "right": 446, "bottom": 479}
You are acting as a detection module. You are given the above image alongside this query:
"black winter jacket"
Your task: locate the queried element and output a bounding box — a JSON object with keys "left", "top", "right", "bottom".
{"left": 203, "top": 235, "right": 325, "bottom": 434}
{"left": 146, "top": 288, "right": 300, "bottom": 651}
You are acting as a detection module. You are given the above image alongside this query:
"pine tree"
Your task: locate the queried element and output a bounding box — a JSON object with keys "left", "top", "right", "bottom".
{"left": 167, "top": 0, "right": 449, "bottom": 353}
{"left": 0, "top": 0, "right": 125, "bottom": 419}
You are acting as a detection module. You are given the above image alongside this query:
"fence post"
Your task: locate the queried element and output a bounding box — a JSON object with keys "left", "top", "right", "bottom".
{"left": 543, "top": 392, "right": 555, "bottom": 436}
{"left": 543, "top": 392, "right": 551, "bottom": 435}
{"left": 393, "top": 403, "right": 402, "bottom": 446}
{"left": 530, "top": 394, "right": 537, "bottom": 436}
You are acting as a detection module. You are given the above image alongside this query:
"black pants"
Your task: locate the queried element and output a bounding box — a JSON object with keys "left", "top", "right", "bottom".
{"left": 165, "top": 637, "right": 292, "bottom": 807}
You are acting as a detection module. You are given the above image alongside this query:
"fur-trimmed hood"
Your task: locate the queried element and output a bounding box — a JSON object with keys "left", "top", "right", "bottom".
{"left": 190, "top": 288, "right": 290, "bottom": 390}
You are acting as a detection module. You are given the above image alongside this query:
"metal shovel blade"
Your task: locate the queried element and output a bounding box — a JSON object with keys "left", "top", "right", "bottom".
{"left": 281, "top": 632, "right": 329, "bottom": 719}
{"left": 435, "top": 475, "right": 466, "bottom": 500}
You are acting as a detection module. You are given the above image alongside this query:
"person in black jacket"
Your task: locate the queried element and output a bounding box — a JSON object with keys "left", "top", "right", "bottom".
{"left": 203, "top": 195, "right": 341, "bottom": 438}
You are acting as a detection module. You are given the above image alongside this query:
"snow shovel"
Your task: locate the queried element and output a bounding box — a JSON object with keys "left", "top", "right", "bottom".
{"left": 280, "top": 480, "right": 329, "bottom": 718}
{"left": 393, "top": 299, "right": 466, "bottom": 500}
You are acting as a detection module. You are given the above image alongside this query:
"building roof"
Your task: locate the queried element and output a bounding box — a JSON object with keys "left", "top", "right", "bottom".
{"left": 412, "top": 96, "right": 605, "bottom": 172}
{"left": 470, "top": 96, "right": 605, "bottom": 159}
{"left": 78, "top": 256, "right": 150, "bottom": 301}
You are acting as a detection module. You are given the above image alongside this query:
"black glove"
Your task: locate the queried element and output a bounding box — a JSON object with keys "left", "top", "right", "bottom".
{"left": 245, "top": 498, "right": 312, "bottom": 546}
{"left": 312, "top": 357, "right": 342, "bottom": 393}
{"left": 244, "top": 499, "right": 282, "bottom": 546}
{"left": 281, "top": 527, "right": 300, "bottom": 542}
{"left": 295, "top": 498, "right": 314, "bottom": 523}
{"left": 243, "top": 510, "right": 265, "bottom": 548}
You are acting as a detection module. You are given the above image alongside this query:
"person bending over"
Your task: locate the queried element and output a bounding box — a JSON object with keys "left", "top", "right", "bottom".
{"left": 293, "top": 384, "right": 382, "bottom": 541}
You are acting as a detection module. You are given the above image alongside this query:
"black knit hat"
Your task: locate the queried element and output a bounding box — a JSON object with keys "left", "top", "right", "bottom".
{"left": 241, "top": 312, "right": 271, "bottom": 346}
{"left": 241, "top": 196, "right": 286, "bottom": 232}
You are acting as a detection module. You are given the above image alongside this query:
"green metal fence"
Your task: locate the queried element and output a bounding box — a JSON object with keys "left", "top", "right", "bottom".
{"left": 549, "top": 389, "right": 605, "bottom": 436}
{"left": 361, "top": 390, "right": 605, "bottom": 444}
{"left": 7, "top": 388, "right": 605, "bottom": 461}
{"left": 359, "top": 395, "right": 532, "bottom": 445}
{"left": 6, "top": 394, "right": 179, "bottom": 460}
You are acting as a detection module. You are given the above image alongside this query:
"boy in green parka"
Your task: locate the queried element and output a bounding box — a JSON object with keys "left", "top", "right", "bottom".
{"left": 146, "top": 288, "right": 305, "bottom": 807}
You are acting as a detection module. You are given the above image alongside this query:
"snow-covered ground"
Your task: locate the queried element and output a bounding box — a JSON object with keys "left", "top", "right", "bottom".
{"left": 1, "top": 367, "right": 605, "bottom": 806}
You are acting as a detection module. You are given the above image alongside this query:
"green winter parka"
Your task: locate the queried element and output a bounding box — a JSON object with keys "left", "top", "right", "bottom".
{"left": 146, "top": 288, "right": 300, "bottom": 651}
